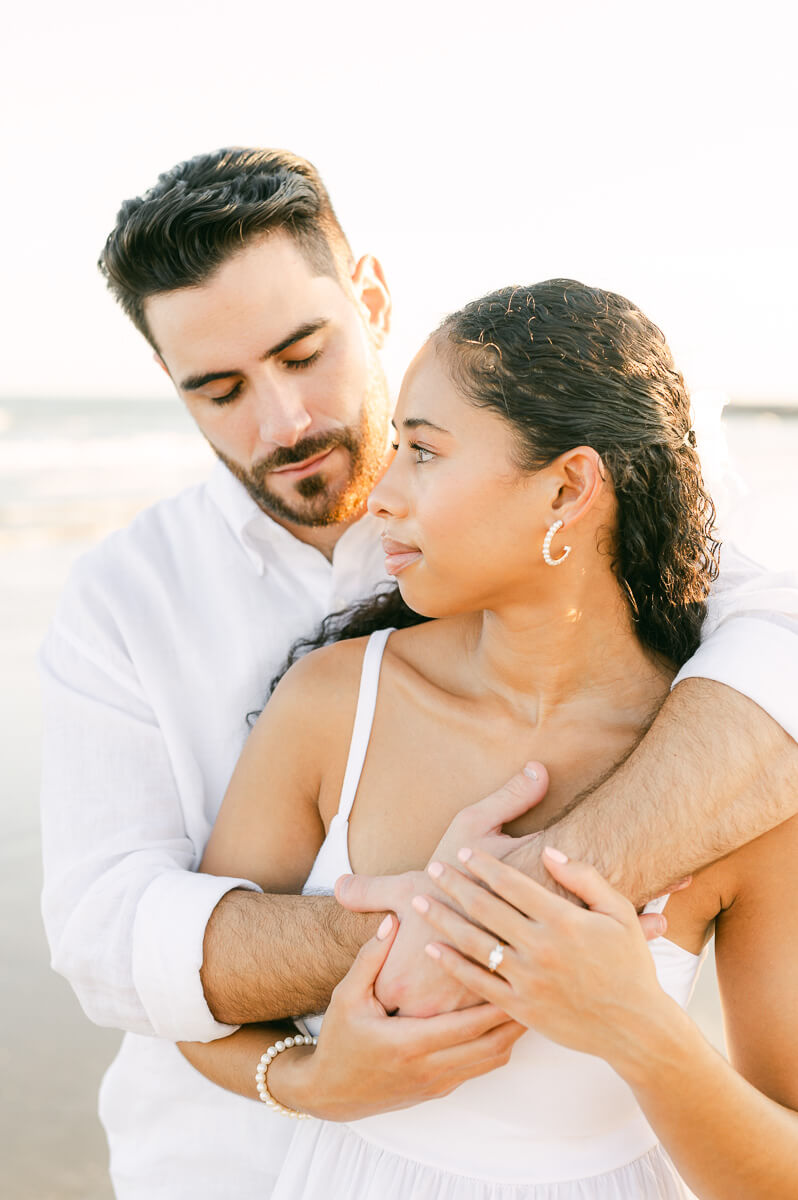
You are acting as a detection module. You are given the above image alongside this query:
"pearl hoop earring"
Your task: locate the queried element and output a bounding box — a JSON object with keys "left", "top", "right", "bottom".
{"left": 542, "top": 519, "right": 571, "bottom": 566}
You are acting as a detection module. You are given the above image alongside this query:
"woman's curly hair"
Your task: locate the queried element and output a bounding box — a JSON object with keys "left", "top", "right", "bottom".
{"left": 438, "top": 280, "right": 720, "bottom": 666}
{"left": 262, "top": 279, "right": 719, "bottom": 710}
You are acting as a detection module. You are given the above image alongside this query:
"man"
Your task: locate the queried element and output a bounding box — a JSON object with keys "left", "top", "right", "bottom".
{"left": 41, "top": 148, "right": 798, "bottom": 1198}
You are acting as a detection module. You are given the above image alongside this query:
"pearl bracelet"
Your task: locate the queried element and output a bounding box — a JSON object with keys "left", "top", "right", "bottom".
{"left": 255, "top": 1034, "right": 318, "bottom": 1119}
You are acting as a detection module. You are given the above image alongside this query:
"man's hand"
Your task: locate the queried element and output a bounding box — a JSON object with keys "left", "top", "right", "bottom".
{"left": 335, "top": 763, "right": 671, "bottom": 1016}
{"left": 270, "top": 916, "right": 526, "bottom": 1121}
{"left": 336, "top": 765, "right": 549, "bottom": 1015}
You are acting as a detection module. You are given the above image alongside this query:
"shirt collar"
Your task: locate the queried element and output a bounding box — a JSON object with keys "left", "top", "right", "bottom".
{"left": 205, "top": 461, "right": 271, "bottom": 573}
{"left": 205, "top": 459, "right": 382, "bottom": 577}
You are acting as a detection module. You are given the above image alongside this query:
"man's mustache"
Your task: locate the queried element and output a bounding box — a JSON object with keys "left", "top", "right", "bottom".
{"left": 254, "top": 430, "right": 356, "bottom": 475}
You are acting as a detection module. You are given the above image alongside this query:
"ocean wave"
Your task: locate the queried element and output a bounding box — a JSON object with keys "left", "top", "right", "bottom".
{"left": 0, "top": 432, "right": 211, "bottom": 472}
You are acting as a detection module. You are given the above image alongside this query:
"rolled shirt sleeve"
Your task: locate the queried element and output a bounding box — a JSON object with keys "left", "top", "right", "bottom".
{"left": 672, "top": 542, "right": 798, "bottom": 740}
{"left": 132, "top": 868, "right": 261, "bottom": 1043}
{"left": 40, "top": 617, "right": 260, "bottom": 1043}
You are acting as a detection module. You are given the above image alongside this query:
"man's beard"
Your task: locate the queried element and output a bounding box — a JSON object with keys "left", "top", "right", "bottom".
{"left": 213, "top": 377, "right": 389, "bottom": 529}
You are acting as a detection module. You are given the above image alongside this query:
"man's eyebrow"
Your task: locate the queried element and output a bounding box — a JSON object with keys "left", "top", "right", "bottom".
{"left": 402, "top": 417, "right": 452, "bottom": 435}
{"left": 179, "top": 319, "right": 329, "bottom": 391}
{"left": 264, "top": 318, "right": 329, "bottom": 360}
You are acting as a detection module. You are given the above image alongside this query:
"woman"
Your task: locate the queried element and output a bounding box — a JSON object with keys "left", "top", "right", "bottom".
{"left": 183, "top": 280, "right": 798, "bottom": 1198}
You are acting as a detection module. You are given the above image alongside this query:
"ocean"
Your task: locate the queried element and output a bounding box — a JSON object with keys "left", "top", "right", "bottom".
{"left": 1, "top": 394, "right": 796, "bottom": 567}
{"left": 0, "top": 395, "right": 213, "bottom": 547}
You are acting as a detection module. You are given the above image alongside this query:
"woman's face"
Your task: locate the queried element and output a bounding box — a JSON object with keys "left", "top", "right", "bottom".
{"left": 368, "top": 341, "right": 550, "bottom": 617}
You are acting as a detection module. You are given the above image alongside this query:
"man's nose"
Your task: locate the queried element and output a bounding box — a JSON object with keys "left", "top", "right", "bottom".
{"left": 254, "top": 382, "right": 313, "bottom": 448}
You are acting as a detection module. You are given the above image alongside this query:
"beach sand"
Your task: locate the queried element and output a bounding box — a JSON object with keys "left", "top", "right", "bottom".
{"left": 1, "top": 539, "right": 119, "bottom": 1200}
{"left": 2, "top": 407, "right": 794, "bottom": 1198}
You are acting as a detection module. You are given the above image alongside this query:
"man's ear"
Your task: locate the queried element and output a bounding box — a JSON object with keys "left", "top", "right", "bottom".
{"left": 153, "top": 352, "right": 171, "bottom": 378}
{"left": 350, "top": 254, "right": 391, "bottom": 347}
{"left": 548, "top": 447, "right": 606, "bottom": 528}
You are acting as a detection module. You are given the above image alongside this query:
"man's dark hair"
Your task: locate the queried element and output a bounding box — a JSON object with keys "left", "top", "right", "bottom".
{"left": 99, "top": 147, "right": 353, "bottom": 347}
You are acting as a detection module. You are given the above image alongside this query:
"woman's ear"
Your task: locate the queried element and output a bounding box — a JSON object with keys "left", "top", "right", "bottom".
{"left": 350, "top": 254, "right": 392, "bottom": 347}
{"left": 549, "top": 447, "right": 606, "bottom": 528}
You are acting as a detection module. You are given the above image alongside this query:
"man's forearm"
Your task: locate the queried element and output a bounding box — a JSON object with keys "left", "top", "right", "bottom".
{"left": 509, "top": 678, "right": 798, "bottom": 908}
{"left": 201, "top": 889, "right": 382, "bottom": 1024}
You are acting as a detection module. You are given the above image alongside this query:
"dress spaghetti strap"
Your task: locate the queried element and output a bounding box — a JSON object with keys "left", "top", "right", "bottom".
{"left": 335, "top": 627, "right": 395, "bottom": 825}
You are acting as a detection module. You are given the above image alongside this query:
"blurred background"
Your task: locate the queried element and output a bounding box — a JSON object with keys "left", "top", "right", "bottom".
{"left": 1, "top": 1, "right": 796, "bottom": 1196}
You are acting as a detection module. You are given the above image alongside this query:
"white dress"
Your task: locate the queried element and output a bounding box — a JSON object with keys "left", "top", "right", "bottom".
{"left": 274, "top": 629, "right": 706, "bottom": 1199}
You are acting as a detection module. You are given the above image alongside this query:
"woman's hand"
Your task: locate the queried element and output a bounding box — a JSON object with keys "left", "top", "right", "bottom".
{"left": 336, "top": 764, "right": 550, "bottom": 1016}
{"left": 269, "top": 914, "right": 526, "bottom": 1121}
{"left": 414, "top": 847, "right": 676, "bottom": 1072}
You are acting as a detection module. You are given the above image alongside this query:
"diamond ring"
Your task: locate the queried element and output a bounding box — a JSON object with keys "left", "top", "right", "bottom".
{"left": 487, "top": 942, "right": 505, "bottom": 973}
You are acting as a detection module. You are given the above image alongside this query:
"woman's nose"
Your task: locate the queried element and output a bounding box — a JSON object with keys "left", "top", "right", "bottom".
{"left": 368, "top": 456, "right": 408, "bottom": 519}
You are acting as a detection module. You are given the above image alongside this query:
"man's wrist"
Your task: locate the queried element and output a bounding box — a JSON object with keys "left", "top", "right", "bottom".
{"left": 201, "top": 893, "right": 382, "bottom": 1025}
{"left": 502, "top": 832, "right": 578, "bottom": 901}
{"left": 505, "top": 822, "right": 650, "bottom": 907}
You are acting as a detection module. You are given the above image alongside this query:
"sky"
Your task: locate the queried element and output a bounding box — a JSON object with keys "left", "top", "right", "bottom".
{"left": 3, "top": 0, "right": 796, "bottom": 403}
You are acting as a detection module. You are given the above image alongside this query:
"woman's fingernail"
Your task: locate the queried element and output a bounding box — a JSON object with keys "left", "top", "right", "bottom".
{"left": 523, "top": 763, "right": 539, "bottom": 780}
{"left": 377, "top": 915, "right": 393, "bottom": 940}
{"left": 656, "top": 916, "right": 668, "bottom": 935}
{"left": 457, "top": 847, "right": 473, "bottom": 863}
{"left": 427, "top": 861, "right": 444, "bottom": 879}
{"left": 425, "top": 944, "right": 442, "bottom": 960}
{"left": 412, "top": 895, "right": 430, "bottom": 914}
{"left": 544, "top": 846, "right": 568, "bottom": 863}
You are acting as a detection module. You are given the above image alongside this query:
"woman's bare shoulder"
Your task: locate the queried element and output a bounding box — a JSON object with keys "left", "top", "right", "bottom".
{"left": 276, "top": 635, "right": 372, "bottom": 693}
{"left": 265, "top": 618, "right": 471, "bottom": 750}
{"left": 260, "top": 636, "right": 372, "bottom": 745}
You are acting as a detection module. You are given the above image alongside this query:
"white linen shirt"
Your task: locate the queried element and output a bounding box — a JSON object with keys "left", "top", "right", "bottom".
{"left": 40, "top": 461, "right": 798, "bottom": 1199}
{"left": 40, "top": 463, "right": 390, "bottom": 1198}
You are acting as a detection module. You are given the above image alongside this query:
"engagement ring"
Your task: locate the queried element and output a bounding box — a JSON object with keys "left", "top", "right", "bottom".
{"left": 487, "top": 942, "right": 505, "bottom": 973}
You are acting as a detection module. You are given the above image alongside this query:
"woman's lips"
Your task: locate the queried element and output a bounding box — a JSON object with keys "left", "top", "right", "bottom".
{"left": 269, "top": 447, "right": 335, "bottom": 481}
{"left": 382, "top": 536, "right": 422, "bottom": 577}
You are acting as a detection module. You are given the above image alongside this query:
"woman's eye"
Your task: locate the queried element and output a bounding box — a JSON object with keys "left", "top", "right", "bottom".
{"left": 390, "top": 438, "right": 435, "bottom": 462}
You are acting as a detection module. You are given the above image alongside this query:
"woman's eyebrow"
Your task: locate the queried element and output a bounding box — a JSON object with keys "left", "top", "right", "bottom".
{"left": 402, "top": 417, "right": 451, "bottom": 435}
